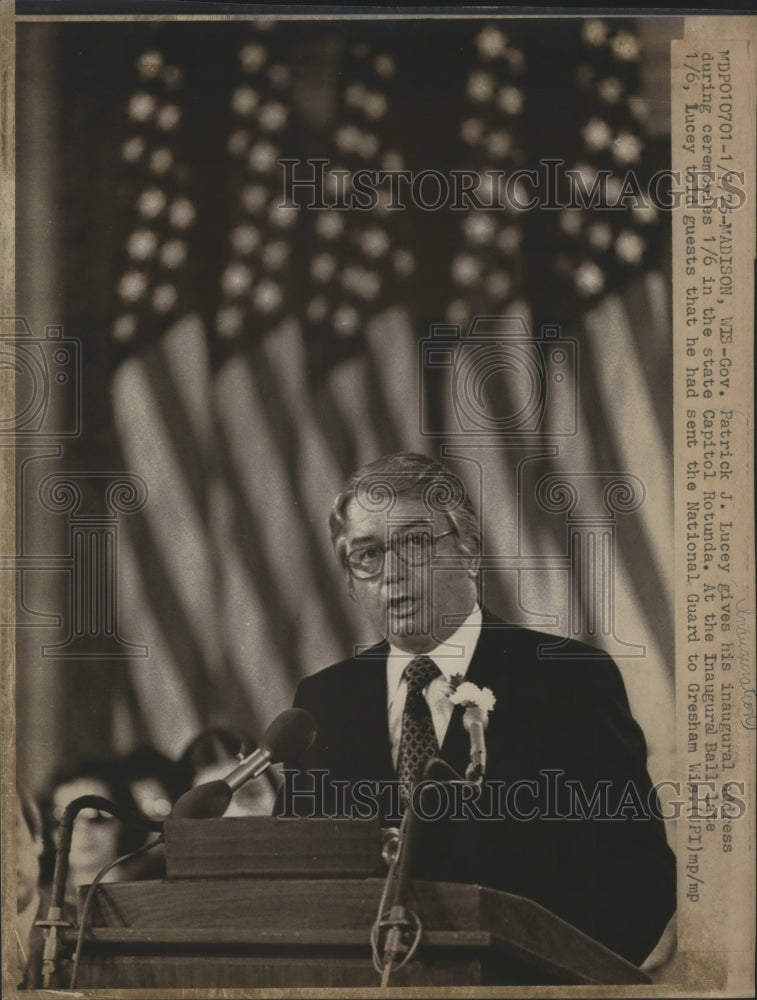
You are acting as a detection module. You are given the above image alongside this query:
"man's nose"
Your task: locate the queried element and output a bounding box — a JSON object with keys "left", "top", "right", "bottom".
{"left": 383, "top": 541, "right": 407, "bottom": 582}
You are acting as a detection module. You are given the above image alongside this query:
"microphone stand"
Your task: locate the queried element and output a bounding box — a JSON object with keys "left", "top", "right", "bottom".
{"left": 375, "top": 757, "right": 477, "bottom": 987}
{"left": 376, "top": 798, "right": 422, "bottom": 985}
{"left": 37, "top": 794, "right": 163, "bottom": 989}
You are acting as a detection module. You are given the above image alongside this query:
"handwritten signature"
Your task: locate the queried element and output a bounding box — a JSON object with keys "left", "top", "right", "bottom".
{"left": 734, "top": 598, "right": 755, "bottom": 730}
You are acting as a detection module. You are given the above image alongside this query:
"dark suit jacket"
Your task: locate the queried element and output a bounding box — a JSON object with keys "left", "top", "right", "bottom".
{"left": 282, "top": 609, "right": 676, "bottom": 966}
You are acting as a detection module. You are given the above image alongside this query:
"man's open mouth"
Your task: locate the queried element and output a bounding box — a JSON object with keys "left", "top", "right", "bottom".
{"left": 388, "top": 595, "right": 416, "bottom": 617}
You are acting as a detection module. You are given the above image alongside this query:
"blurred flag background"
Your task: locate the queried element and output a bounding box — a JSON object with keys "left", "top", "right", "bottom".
{"left": 14, "top": 16, "right": 680, "bottom": 794}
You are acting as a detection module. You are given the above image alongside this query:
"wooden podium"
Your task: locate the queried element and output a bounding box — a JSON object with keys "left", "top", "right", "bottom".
{"left": 65, "top": 816, "right": 651, "bottom": 988}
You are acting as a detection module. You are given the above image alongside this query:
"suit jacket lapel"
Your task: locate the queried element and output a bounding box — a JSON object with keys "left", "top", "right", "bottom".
{"left": 439, "top": 609, "right": 509, "bottom": 775}
{"left": 352, "top": 643, "right": 395, "bottom": 782}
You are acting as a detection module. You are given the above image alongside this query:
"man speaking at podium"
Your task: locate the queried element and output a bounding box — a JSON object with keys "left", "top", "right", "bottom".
{"left": 280, "top": 452, "right": 676, "bottom": 967}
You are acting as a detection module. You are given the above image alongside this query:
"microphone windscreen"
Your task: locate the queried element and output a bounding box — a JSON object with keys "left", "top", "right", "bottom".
{"left": 264, "top": 708, "right": 317, "bottom": 762}
{"left": 173, "top": 780, "right": 233, "bottom": 819}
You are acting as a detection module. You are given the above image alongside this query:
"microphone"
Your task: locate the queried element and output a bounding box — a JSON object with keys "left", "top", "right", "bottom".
{"left": 173, "top": 708, "right": 316, "bottom": 819}
{"left": 462, "top": 705, "right": 488, "bottom": 782}
{"left": 38, "top": 794, "right": 163, "bottom": 987}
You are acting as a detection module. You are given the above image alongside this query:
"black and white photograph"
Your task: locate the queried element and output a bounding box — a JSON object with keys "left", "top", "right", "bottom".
{"left": 3, "top": 8, "right": 754, "bottom": 996}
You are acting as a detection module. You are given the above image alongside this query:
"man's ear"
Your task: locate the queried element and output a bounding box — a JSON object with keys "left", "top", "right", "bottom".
{"left": 335, "top": 540, "right": 356, "bottom": 601}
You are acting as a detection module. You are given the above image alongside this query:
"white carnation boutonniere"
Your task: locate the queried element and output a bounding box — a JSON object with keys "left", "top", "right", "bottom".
{"left": 446, "top": 674, "right": 497, "bottom": 714}
{"left": 446, "top": 674, "right": 496, "bottom": 782}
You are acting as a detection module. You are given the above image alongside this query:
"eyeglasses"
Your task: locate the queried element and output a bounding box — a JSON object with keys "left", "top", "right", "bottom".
{"left": 346, "top": 527, "right": 456, "bottom": 580}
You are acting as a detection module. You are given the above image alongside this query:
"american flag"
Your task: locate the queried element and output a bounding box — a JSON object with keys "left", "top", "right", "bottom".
{"left": 36, "top": 17, "right": 674, "bottom": 786}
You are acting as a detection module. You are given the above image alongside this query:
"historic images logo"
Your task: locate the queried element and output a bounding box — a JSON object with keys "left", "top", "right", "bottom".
{"left": 2, "top": 316, "right": 148, "bottom": 657}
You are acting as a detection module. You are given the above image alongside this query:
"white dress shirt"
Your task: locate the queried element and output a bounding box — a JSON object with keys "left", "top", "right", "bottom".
{"left": 386, "top": 604, "right": 483, "bottom": 767}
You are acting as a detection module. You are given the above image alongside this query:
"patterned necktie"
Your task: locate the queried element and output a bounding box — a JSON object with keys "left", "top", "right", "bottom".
{"left": 397, "top": 655, "right": 442, "bottom": 792}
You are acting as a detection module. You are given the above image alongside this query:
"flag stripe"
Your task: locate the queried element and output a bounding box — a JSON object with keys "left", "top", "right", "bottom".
{"left": 119, "top": 527, "right": 210, "bottom": 738}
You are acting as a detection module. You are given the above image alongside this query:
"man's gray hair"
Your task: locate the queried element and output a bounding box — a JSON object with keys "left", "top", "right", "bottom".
{"left": 329, "top": 452, "right": 481, "bottom": 566}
